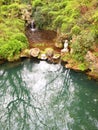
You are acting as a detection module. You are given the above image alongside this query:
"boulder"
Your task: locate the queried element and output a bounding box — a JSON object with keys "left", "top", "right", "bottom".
{"left": 30, "top": 48, "right": 40, "bottom": 57}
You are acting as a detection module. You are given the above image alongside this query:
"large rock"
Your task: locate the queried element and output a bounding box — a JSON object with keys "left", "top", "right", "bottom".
{"left": 30, "top": 48, "right": 40, "bottom": 57}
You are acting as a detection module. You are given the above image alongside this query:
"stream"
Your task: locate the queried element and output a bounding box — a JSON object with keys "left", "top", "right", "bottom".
{"left": 0, "top": 59, "right": 98, "bottom": 130}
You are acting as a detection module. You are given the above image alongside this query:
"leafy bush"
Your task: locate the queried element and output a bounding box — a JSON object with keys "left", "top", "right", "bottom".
{"left": 0, "top": 39, "right": 27, "bottom": 60}
{"left": 71, "top": 30, "right": 95, "bottom": 61}
{"left": 78, "top": 63, "right": 88, "bottom": 71}
{"left": 11, "top": 33, "right": 28, "bottom": 44}
{"left": 52, "top": 15, "right": 64, "bottom": 29}
{"left": 32, "top": 0, "right": 43, "bottom": 9}
{"left": 0, "top": 3, "right": 29, "bottom": 61}
{"left": 71, "top": 25, "right": 81, "bottom": 35}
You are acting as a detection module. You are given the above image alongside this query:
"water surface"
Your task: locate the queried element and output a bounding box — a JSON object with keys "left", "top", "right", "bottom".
{"left": 0, "top": 59, "right": 98, "bottom": 130}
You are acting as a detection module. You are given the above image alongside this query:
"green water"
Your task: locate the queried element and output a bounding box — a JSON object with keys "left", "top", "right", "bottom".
{"left": 0, "top": 59, "right": 98, "bottom": 130}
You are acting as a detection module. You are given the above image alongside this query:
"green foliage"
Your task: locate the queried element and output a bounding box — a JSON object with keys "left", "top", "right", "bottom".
{"left": 32, "top": 0, "right": 43, "bottom": 7}
{"left": 0, "top": 2, "right": 29, "bottom": 61}
{"left": 0, "top": 0, "right": 98, "bottom": 63}
{"left": 11, "top": 33, "right": 28, "bottom": 43}
{"left": 0, "top": 39, "right": 27, "bottom": 60}
{"left": 32, "top": 0, "right": 81, "bottom": 31}
{"left": 33, "top": 7, "right": 46, "bottom": 29}
{"left": 78, "top": 63, "right": 88, "bottom": 71}
{"left": 52, "top": 15, "right": 64, "bottom": 29}
{"left": 71, "top": 25, "right": 81, "bottom": 35}
{"left": 31, "top": 0, "right": 98, "bottom": 64}
{"left": 71, "top": 30, "right": 95, "bottom": 61}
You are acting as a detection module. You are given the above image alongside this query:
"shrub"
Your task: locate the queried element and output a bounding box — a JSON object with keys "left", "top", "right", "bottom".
{"left": 52, "top": 15, "right": 63, "bottom": 29}
{"left": 32, "top": 0, "right": 43, "bottom": 8}
{"left": 78, "top": 63, "right": 88, "bottom": 71}
{"left": 0, "top": 39, "right": 27, "bottom": 60}
{"left": 71, "top": 30, "right": 95, "bottom": 61}
{"left": 11, "top": 33, "right": 28, "bottom": 44}
{"left": 71, "top": 25, "right": 81, "bottom": 35}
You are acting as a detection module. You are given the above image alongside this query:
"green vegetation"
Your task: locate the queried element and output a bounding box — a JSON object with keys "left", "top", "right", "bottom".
{"left": 0, "top": 0, "right": 29, "bottom": 61}
{"left": 32, "top": 0, "right": 98, "bottom": 63}
{"left": 0, "top": 0, "right": 98, "bottom": 64}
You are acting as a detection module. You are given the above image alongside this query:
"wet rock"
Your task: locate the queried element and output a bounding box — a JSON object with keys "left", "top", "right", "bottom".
{"left": 30, "top": 48, "right": 40, "bottom": 57}
{"left": 53, "top": 53, "right": 60, "bottom": 60}
{"left": 40, "top": 53, "right": 47, "bottom": 60}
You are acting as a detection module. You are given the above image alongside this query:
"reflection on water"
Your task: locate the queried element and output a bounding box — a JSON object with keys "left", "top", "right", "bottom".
{"left": 0, "top": 59, "right": 98, "bottom": 130}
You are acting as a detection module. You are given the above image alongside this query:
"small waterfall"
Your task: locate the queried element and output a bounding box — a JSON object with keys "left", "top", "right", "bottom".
{"left": 30, "top": 20, "right": 36, "bottom": 31}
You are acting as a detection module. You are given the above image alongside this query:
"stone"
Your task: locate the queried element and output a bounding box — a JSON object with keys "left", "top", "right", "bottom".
{"left": 30, "top": 48, "right": 40, "bottom": 57}
{"left": 53, "top": 54, "right": 60, "bottom": 59}
{"left": 45, "top": 48, "right": 54, "bottom": 57}
{"left": 40, "top": 53, "right": 47, "bottom": 60}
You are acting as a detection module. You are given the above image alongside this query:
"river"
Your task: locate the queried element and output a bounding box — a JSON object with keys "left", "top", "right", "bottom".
{"left": 0, "top": 59, "right": 98, "bottom": 130}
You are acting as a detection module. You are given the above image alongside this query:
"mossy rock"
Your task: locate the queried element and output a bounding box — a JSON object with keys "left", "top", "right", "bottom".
{"left": 45, "top": 48, "right": 54, "bottom": 57}
{"left": 37, "top": 50, "right": 47, "bottom": 60}
{"left": 53, "top": 53, "right": 61, "bottom": 59}
{"left": 20, "top": 49, "right": 30, "bottom": 57}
